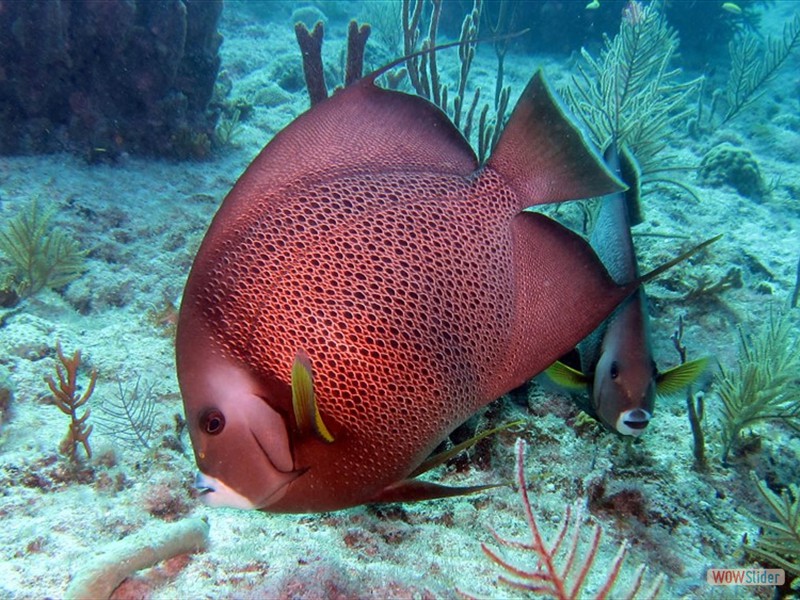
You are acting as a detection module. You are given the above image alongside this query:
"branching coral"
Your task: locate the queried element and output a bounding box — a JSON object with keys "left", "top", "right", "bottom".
{"left": 45, "top": 341, "right": 97, "bottom": 461}
{"left": 479, "top": 439, "right": 664, "bottom": 599}
{"left": 716, "top": 311, "right": 800, "bottom": 465}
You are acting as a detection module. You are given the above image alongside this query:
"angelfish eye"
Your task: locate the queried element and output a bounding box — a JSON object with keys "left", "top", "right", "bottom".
{"left": 201, "top": 410, "right": 226, "bottom": 435}
{"left": 609, "top": 361, "right": 619, "bottom": 380}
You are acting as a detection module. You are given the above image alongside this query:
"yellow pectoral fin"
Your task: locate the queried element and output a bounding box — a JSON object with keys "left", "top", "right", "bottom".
{"left": 656, "top": 357, "right": 709, "bottom": 396}
{"left": 544, "top": 360, "right": 590, "bottom": 392}
{"left": 291, "top": 351, "right": 335, "bottom": 443}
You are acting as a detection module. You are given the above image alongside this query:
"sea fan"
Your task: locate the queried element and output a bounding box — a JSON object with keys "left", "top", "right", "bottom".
{"left": 564, "top": 1, "right": 701, "bottom": 173}
{"left": 96, "top": 375, "right": 159, "bottom": 451}
{"left": 720, "top": 13, "right": 800, "bottom": 125}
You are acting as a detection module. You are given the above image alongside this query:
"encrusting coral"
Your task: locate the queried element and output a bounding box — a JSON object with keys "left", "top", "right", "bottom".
{"left": 699, "top": 143, "right": 766, "bottom": 201}
{"left": 45, "top": 341, "right": 97, "bottom": 461}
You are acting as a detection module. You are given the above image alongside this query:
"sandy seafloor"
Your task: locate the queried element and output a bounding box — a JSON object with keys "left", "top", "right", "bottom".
{"left": 1, "top": 1, "right": 799, "bottom": 599}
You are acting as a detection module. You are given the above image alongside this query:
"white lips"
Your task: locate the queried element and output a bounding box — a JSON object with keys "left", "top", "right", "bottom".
{"left": 616, "top": 408, "right": 652, "bottom": 437}
{"left": 194, "top": 472, "right": 257, "bottom": 510}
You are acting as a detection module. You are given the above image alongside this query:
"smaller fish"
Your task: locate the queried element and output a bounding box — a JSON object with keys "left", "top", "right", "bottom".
{"left": 722, "top": 3, "right": 743, "bottom": 15}
{"left": 586, "top": 0, "right": 601, "bottom": 9}
{"left": 546, "top": 145, "right": 709, "bottom": 436}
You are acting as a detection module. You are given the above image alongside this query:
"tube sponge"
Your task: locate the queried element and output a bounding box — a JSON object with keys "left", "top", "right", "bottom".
{"left": 64, "top": 517, "right": 210, "bottom": 600}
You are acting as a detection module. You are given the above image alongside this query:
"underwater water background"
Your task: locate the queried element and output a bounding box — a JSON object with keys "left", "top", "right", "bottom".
{"left": 0, "top": 0, "right": 799, "bottom": 598}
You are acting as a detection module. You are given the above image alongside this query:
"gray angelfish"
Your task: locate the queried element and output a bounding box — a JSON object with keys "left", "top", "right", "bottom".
{"left": 546, "top": 145, "right": 707, "bottom": 436}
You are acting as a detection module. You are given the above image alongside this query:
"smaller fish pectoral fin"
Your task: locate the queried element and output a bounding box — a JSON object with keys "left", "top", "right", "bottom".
{"left": 656, "top": 357, "right": 709, "bottom": 396}
{"left": 410, "top": 420, "right": 524, "bottom": 478}
{"left": 543, "top": 360, "right": 590, "bottom": 392}
{"left": 292, "top": 351, "right": 335, "bottom": 443}
{"left": 369, "top": 479, "right": 507, "bottom": 504}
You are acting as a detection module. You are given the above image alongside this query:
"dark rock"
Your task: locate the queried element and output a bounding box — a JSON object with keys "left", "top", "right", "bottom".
{"left": 0, "top": 0, "right": 222, "bottom": 160}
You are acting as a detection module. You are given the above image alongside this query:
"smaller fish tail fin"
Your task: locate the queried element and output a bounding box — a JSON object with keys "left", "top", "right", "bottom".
{"left": 657, "top": 357, "right": 709, "bottom": 396}
{"left": 639, "top": 234, "right": 723, "bottom": 286}
{"left": 487, "top": 70, "right": 625, "bottom": 208}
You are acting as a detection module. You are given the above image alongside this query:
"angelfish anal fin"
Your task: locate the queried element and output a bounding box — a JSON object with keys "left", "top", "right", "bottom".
{"left": 369, "top": 479, "right": 505, "bottom": 504}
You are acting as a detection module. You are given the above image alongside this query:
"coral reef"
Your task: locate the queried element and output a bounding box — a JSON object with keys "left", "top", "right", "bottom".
{"left": 699, "top": 143, "right": 767, "bottom": 200}
{"left": 0, "top": 0, "right": 222, "bottom": 160}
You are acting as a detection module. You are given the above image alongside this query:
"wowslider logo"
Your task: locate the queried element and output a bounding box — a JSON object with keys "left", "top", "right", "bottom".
{"left": 707, "top": 569, "right": 785, "bottom": 586}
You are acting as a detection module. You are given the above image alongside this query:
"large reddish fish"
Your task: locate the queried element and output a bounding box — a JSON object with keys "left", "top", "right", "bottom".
{"left": 177, "top": 67, "right": 637, "bottom": 513}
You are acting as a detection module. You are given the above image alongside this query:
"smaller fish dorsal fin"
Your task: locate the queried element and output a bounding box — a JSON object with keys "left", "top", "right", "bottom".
{"left": 487, "top": 71, "right": 625, "bottom": 208}
{"left": 618, "top": 145, "right": 644, "bottom": 226}
{"left": 656, "top": 357, "right": 709, "bottom": 396}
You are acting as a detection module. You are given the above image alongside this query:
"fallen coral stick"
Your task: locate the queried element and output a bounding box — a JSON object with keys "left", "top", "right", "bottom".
{"left": 64, "top": 516, "right": 210, "bottom": 600}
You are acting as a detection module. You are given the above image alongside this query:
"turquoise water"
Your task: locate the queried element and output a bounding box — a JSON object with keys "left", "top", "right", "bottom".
{"left": 0, "top": 1, "right": 798, "bottom": 597}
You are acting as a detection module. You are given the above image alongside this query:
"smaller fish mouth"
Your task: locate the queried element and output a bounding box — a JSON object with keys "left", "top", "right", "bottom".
{"left": 617, "top": 409, "right": 651, "bottom": 436}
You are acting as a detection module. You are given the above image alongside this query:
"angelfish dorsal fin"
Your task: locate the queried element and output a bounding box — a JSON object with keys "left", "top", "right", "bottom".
{"left": 292, "top": 351, "right": 335, "bottom": 443}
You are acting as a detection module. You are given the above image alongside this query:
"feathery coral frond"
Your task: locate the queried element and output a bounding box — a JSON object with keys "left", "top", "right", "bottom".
{"left": 746, "top": 476, "right": 800, "bottom": 583}
{"left": 481, "top": 439, "right": 664, "bottom": 600}
{"left": 722, "top": 13, "right": 800, "bottom": 125}
{"left": 716, "top": 310, "right": 800, "bottom": 465}
{"left": 0, "top": 199, "right": 86, "bottom": 298}
{"left": 96, "top": 375, "right": 159, "bottom": 451}
{"left": 564, "top": 1, "right": 701, "bottom": 173}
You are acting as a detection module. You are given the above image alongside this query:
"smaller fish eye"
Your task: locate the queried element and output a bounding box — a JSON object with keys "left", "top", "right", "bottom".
{"left": 610, "top": 361, "right": 619, "bottom": 380}
{"left": 201, "top": 410, "right": 226, "bottom": 435}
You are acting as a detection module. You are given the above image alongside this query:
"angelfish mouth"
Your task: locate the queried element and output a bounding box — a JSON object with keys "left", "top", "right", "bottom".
{"left": 194, "top": 472, "right": 215, "bottom": 496}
